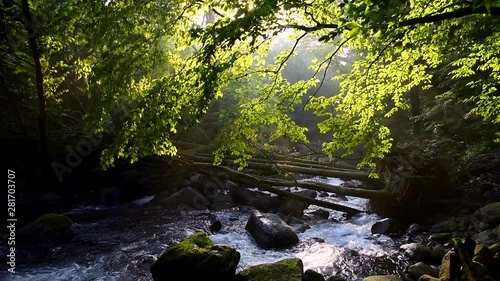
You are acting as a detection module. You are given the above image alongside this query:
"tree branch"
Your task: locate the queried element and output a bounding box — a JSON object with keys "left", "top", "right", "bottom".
{"left": 400, "top": 6, "right": 500, "bottom": 27}
{"left": 281, "top": 23, "right": 338, "bottom": 32}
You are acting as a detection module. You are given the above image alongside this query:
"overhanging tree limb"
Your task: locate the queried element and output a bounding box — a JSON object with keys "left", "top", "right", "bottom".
{"left": 400, "top": 6, "right": 500, "bottom": 27}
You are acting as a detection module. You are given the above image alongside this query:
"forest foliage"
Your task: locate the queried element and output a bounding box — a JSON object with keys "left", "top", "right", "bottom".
{"left": 1, "top": 0, "right": 500, "bottom": 192}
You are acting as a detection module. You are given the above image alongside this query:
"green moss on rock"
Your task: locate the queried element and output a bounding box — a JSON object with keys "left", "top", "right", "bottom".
{"left": 154, "top": 232, "right": 214, "bottom": 267}
{"left": 237, "top": 258, "right": 303, "bottom": 281}
{"left": 18, "top": 213, "right": 73, "bottom": 243}
{"left": 150, "top": 232, "right": 240, "bottom": 281}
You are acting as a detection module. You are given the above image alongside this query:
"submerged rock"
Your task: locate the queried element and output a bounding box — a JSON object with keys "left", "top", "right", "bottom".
{"left": 150, "top": 232, "right": 240, "bottom": 281}
{"left": 245, "top": 210, "right": 299, "bottom": 249}
{"left": 237, "top": 257, "right": 303, "bottom": 281}
{"left": 18, "top": 213, "right": 73, "bottom": 243}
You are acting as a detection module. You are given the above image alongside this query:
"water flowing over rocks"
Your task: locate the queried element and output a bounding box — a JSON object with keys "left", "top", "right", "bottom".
{"left": 13, "top": 174, "right": 500, "bottom": 281}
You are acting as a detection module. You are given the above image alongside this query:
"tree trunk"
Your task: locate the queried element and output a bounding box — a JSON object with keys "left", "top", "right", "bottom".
{"left": 21, "top": 0, "right": 48, "bottom": 172}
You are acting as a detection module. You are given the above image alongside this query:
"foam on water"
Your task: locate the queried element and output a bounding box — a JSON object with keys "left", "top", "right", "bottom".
{"left": 210, "top": 206, "right": 389, "bottom": 274}
{"left": 132, "top": 195, "right": 156, "bottom": 206}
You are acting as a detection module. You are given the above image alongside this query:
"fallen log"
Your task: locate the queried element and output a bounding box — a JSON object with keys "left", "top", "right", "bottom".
{"left": 194, "top": 164, "right": 364, "bottom": 216}
{"left": 179, "top": 152, "right": 373, "bottom": 181}
{"left": 191, "top": 162, "right": 392, "bottom": 211}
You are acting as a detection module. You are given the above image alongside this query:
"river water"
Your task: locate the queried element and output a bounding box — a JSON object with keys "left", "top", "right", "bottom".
{"left": 0, "top": 177, "right": 411, "bottom": 281}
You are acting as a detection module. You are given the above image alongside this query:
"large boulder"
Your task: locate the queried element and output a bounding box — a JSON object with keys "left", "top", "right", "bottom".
{"left": 371, "top": 218, "right": 403, "bottom": 235}
{"left": 150, "top": 232, "right": 240, "bottom": 281}
{"left": 475, "top": 202, "right": 500, "bottom": 225}
{"left": 245, "top": 211, "right": 299, "bottom": 249}
{"left": 18, "top": 213, "right": 73, "bottom": 243}
{"left": 237, "top": 257, "right": 303, "bottom": 281}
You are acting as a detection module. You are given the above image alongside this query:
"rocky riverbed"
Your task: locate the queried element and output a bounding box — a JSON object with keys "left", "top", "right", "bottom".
{"left": 1, "top": 174, "right": 499, "bottom": 281}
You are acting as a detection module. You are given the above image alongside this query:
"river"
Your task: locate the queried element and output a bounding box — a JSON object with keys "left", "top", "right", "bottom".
{"left": 0, "top": 177, "right": 412, "bottom": 281}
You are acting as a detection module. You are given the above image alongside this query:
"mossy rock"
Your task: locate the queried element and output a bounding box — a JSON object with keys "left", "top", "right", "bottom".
{"left": 237, "top": 257, "right": 303, "bottom": 281}
{"left": 150, "top": 232, "right": 240, "bottom": 281}
{"left": 18, "top": 213, "right": 73, "bottom": 243}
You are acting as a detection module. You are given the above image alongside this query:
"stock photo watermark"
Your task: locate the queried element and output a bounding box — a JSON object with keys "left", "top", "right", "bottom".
{"left": 6, "top": 169, "right": 17, "bottom": 273}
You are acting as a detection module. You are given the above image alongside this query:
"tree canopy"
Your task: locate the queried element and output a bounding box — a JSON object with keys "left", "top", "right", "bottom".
{"left": 2, "top": 0, "right": 499, "bottom": 183}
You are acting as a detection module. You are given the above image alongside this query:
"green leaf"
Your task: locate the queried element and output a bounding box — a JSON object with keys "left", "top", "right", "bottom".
{"left": 349, "top": 28, "right": 360, "bottom": 37}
